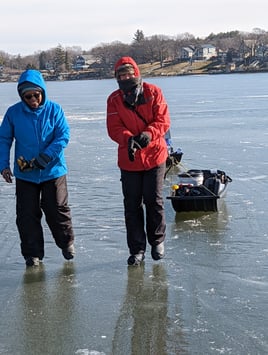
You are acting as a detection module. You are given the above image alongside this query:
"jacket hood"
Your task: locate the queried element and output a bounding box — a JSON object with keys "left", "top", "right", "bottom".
{"left": 114, "top": 57, "right": 140, "bottom": 78}
{"left": 17, "top": 69, "right": 47, "bottom": 105}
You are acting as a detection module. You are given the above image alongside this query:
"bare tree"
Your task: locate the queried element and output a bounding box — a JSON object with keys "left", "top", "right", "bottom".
{"left": 2, "top": 28, "right": 268, "bottom": 76}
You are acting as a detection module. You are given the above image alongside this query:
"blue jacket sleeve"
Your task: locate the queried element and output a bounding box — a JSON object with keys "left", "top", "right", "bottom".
{"left": 42, "top": 105, "right": 70, "bottom": 160}
{"left": 0, "top": 113, "right": 14, "bottom": 172}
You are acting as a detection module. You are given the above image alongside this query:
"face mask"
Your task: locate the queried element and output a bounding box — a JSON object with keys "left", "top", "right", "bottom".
{"left": 118, "top": 77, "right": 141, "bottom": 93}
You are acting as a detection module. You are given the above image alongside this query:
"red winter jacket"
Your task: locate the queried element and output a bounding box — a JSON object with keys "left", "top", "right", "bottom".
{"left": 106, "top": 57, "right": 170, "bottom": 171}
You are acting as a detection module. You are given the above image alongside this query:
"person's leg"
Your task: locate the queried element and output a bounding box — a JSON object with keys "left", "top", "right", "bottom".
{"left": 16, "top": 178, "right": 44, "bottom": 261}
{"left": 143, "top": 163, "right": 166, "bottom": 254}
{"left": 121, "top": 170, "right": 146, "bottom": 256}
{"left": 41, "top": 175, "right": 75, "bottom": 258}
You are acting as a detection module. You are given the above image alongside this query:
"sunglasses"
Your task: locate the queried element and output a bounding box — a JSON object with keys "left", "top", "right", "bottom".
{"left": 24, "top": 92, "right": 41, "bottom": 100}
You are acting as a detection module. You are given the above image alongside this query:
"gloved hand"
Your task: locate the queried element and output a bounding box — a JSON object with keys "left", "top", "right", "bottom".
{"left": 1, "top": 168, "right": 13, "bottom": 183}
{"left": 128, "top": 136, "right": 139, "bottom": 162}
{"left": 133, "top": 132, "right": 151, "bottom": 148}
{"left": 32, "top": 153, "right": 51, "bottom": 170}
{"left": 17, "top": 153, "right": 51, "bottom": 171}
{"left": 17, "top": 156, "right": 35, "bottom": 172}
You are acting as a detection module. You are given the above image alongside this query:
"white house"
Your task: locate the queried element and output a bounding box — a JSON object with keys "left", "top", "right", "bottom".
{"left": 194, "top": 44, "right": 217, "bottom": 60}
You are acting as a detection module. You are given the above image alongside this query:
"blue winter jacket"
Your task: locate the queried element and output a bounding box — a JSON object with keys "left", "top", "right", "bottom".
{"left": 0, "top": 69, "right": 69, "bottom": 183}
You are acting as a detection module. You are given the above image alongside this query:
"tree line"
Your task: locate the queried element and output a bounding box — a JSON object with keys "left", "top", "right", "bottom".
{"left": 1, "top": 28, "right": 268, "bottom": 76}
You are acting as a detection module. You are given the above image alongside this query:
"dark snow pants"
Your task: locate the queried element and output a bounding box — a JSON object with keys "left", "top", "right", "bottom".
{"left": 15, "top": 175, "right": 75, "bottom": 260}
{"left": 120, "top": 163, "right": 166, "bottom": 255}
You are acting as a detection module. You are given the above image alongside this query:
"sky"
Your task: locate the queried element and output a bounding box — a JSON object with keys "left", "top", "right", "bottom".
{"left": 1, "top": 0, "right": 267, "bottom": 56}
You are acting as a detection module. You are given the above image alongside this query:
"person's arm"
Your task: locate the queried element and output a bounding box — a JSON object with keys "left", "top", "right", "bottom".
{"left": 40, "top": 104, "right": 70, "bottom": 161}
{"left": 0, "top": 111, "right": 14, "bottom": 179}
{"left": 106, "top": 96, "right": 133, "bottom": 147}
{"left": 142, "top": 86, "right": 170, "bottom": 141}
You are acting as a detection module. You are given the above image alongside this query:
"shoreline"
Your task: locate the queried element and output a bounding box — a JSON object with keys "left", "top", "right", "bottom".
{"left": 1, "top": 61, "right": 268, "bottom": 83}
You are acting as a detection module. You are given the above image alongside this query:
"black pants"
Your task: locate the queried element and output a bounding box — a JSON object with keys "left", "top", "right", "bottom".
{"left": 121, "top": 163, "right": 166, "bottom": 255}
{"left": 16, "top": 175, "right": 75, "bottom": 260}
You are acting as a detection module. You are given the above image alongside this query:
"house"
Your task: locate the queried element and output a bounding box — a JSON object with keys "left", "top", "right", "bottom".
{"left": 73, "top": 55, "right": 87, "bottom": 70}
{"left": 179, "top": 44, "right": 217, "bottom": 61}
{"left": 45, "top": 61, "right": 54, "bottom": 71}
{"left": 239, "top": 39, "right": 257, "bottom": 59}
{"left": 194, "top": 44, "right": 217, "bottom": 60}
{"left": 180, "top": 46, "right": 195, "bottom": 60}
{"left": 256, "top": 44, "right": 268, "bottom": 59}
{"left": 73, "top": 54, "right": 95, "bottom": 70}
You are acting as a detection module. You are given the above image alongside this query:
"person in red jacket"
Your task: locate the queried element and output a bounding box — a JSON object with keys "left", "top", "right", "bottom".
{"left": 106, "top": 56, "right": 170, "bottom": 266}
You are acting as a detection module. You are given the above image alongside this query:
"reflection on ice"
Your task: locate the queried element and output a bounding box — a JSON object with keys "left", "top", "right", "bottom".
{"left": 112, "top": 264, "right": 187, "bottom": 354}
{"left": 171, "top": 200, "right": 230, "bottom": 237}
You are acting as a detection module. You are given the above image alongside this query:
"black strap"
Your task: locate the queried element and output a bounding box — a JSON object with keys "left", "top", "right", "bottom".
{"left": 133, "top": 108, "right": 147, "bottom": 125}
{"left": 124, "top": 102, "right": 147, "bottom": 125}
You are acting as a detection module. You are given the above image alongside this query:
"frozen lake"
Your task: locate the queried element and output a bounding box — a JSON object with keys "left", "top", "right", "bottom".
{"left": 0, "top": 72, "right": 267, "bottom": 354}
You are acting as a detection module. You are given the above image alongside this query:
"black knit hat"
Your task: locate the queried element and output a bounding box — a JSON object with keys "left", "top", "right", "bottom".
{"left": 18, "top": 81, "right": 42, "bottom": 97}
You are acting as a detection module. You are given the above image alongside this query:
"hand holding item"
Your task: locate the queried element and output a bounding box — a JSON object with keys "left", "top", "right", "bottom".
{"left": 17, "top": 153, "right": 51, "bottom": 171}
{"left": 128, "top": 136, "right": 137, "bottom": 162}
{"left": 128, "top": 136, "right": 143, "bottom": 161}
{"left": 32, "top": 153, "right": 51, "bottom": 170}
{"left": 1, "top": 168, "right": 13, "bottom": 183}
{"left": 128, "top": 133, "right": 151, "bottom": 162}
{"left": 17, "top": 156, "right": 35, "bottom": 171}
{"left": 133, "top": 132, "right": 151, "bottom": 148}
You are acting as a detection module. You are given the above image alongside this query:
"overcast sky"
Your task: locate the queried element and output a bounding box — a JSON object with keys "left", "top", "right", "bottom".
{"left": 1, "top": 0, "right": 267, "bottom": 56}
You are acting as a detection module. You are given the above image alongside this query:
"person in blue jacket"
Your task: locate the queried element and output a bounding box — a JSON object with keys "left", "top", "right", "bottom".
{"left": 0, "top": 69, "right": 75, "bottom": 267}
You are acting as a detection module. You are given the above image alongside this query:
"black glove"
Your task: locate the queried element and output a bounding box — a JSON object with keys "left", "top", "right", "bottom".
{"left": 133, "top": 132, "right": 151, "bottom": 148}
{"left": 17, "top": 156, "right": 35, "bottom": 172}
{"left": 128, "top": 137, "right": 137, "bottom": 162}
{"left": 32, "top": 153, "right": 51, "bottom": 170}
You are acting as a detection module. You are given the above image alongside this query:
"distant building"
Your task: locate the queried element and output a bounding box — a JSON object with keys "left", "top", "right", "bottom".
{"left": 73, "top": 55, "right": 95, "bottom": 70}
{"left": 180, "top": 44, "right": 217, "bottom": 61}
{"left": 256, "top": 44, "right": 268, "bottom": 59}
{"left": 45, "top": 61, "right": 54, "bottom": 71}
{"left": 180, "top": 46, "right": 195, "bottom": 60}
{"left": 239, "top": 39, "right": 257, "bottom": 59}
{"left": 194, "top": 44, "right": 217, "bottom": 60}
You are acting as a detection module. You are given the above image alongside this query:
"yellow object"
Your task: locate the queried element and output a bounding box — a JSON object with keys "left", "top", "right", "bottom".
{"left": 171, "top": 184, "right": 179, "bottom": 190}
{"left": 17, "top": 156, "right": 27, "bottom": 169}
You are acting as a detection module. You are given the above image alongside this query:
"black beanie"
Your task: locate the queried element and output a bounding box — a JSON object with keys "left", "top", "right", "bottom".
{"left": 18, "top": 82, "right": 42, "bottom": 97}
